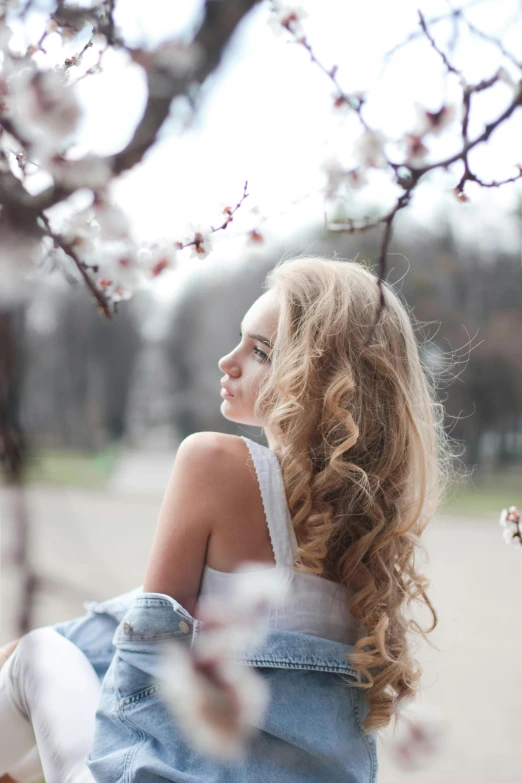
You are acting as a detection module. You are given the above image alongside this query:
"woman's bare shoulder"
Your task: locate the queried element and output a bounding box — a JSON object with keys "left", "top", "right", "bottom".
{"left": 179, "top": 431, "right": 246, "bottom": 458}
{"left": 190, "top": 433, "right": 274, "bottom": 570}
{"left": 180, "top": 430, "right": 242, "bottom": 448}
{"left": 177, "top": 432, "right": 253, "bottom": 492}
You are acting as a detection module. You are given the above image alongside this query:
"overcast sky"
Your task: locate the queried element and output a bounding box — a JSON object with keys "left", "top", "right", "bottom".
{"left": 9, "top": 0, "right": 522, "bottom": 300}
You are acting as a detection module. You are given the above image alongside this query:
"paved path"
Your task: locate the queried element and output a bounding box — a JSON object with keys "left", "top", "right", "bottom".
{"left": 1, "top": 481, "right": 521, "bottom": 782}
{"left": 106, "top": 448, "right": 176, "bottom": 496}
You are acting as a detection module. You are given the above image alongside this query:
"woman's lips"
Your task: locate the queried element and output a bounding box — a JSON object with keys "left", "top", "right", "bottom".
{"left": 220, "top": 387, "right": 234, "bottom": 398}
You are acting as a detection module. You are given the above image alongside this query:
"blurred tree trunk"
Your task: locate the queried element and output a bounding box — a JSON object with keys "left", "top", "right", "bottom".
{"left": 0, "top": 305, "right": 28, "bottom": 478}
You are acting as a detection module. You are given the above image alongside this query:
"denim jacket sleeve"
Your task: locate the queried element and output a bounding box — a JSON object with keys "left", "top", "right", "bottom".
{"left": 67, "top": 588, "right": 378, "bottom": 783}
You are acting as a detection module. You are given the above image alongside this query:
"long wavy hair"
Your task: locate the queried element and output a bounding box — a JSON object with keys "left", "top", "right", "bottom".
{"left": 253, "top": 255, "right": 465, "bottom": 733}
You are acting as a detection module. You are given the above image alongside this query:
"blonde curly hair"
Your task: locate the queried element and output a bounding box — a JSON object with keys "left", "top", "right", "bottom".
{"left": 253, "top": 254, "right": 465, "bottom": 733}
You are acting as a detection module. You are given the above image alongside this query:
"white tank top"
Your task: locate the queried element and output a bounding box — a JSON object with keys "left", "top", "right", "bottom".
{"left": 198, "top": 436, "right": 362, "bottom": 645}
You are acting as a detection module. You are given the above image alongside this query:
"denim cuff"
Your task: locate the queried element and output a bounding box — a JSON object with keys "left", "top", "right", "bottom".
{"left": 113, "top": 592, "right": 197, "bottom": 648}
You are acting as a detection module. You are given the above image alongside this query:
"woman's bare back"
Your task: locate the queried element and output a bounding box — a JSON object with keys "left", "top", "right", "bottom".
{"left": 203, "top": 434, "right": 277, "bottom": 572}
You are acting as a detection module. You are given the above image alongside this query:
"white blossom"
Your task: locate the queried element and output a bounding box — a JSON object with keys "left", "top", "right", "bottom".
{"left": 156, "top": 563, "right": 289, "bottom": 760}
{"left": 321, "top": 156, "right": 346, "bottom": 199}
{"left": 267, "top": 1, "right": 309, "bottom": 38}
{"left": 108, "top": 252, "right": 143, "bottom": 289}
{"left": 216, "top": 201, "right": 234, "bottom": 224}
{"left": 58, "top": 205, "right": 143, "bottom": 296}
{"left": 92, "top": 200, "right": 131, "bottom": 242}
{"left": 183, "top": 223, "right": 214, "bottom": 260}
{"left": 499, "top": 505, "right": 520, "bottom": 525}
{"left": 388, "top": 701, "right": 446, "bottom": 770}
{"left": 345, "top": 168, "right": 367, "bottom": 189}
{"left": 154, "top": 40, "right": 205, "bottom": 78}
{"left": 47, "top": 212, "right": 145, "bottom": 301}
{"left": 0, "top": 23, "right": 13, "bottom": 53}
{"left": 195, "top": 564, "right": 291, "bottom": 656}
{"left": 47, "top": 154, "right": 113, "bottom": 190}
{"left": 321, "top": 156, "right": 367, "bottom": 199}
{"left": 502, "top": 525, "right": 517, "bottom": 544}
{"left": 6, "top": 64, "right": 82, "bottom": 162}
{"left": 413, "top": 103, "right": 456, "bottom": 137}
{"left": 139, "top": 239, "right": 179, "bottom": 278}
{"left": 330, "top": 90, "right": 354, "bottom": 122}
{"left": 59, "top": 207, "right": 100, "bottom": 261}
{"left": 45, "top": 244, "right": 74, "bottom": 270}
{"left": 58, "top": 201, "right": 130, "bottom": 253}
{"left": 401, "top": 132, "right": 429, "bottom": 167}
{"left": 53, "top": 201, "right": 133, "bottom": 299}
{"left": 157, "top": 643, "right": 269, "bottom": 761}
{"left": 499, "top": 506, "right": 521, "bottom": 548}
{"left": 353, "top": 129, "right": 388, "bottom": 170}
{"left": 95, "top": 242, "right": 145, "bottom": 296}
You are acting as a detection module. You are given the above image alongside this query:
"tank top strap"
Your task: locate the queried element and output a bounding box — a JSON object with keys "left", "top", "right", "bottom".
{"left": 240, "top": 436, "right": 299, "bottom": 571}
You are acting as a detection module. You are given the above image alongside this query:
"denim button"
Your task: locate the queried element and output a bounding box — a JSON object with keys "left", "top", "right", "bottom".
{"left": 123, "top": 622, "right": 132, "bottom": 634}
{"left": 178, "top": 621, "right": 190, "bottom": 634}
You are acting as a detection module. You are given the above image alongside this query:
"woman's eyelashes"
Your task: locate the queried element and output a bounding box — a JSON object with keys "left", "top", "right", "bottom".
{"left": 253, "top": 346, "right": 269, "bottom": 362}
{"left": 238, "top": 332, "right": 269, "bottom": 362}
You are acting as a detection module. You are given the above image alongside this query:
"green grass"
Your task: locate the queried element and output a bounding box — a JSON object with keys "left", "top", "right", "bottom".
{"left": 0, "top": 443, "right": 122, "bottom": 490}
{"left": 1, "top": 445, "right": 519, "bottom": 517}
{"left": 440, "top": 469, "right": 521, "bottom": 517}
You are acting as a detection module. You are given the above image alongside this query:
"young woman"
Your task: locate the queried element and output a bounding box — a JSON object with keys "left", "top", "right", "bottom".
{"left": 0, "top": 255, "right": 459, "bottom": 783}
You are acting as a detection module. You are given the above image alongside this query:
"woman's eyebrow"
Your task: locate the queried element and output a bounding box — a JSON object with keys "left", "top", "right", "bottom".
{"left": 239, "top": 323, "right": 273, "bottom": 349}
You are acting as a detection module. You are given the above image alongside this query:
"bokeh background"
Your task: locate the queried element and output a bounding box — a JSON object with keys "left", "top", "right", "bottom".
{"left": 1, "top": 1, "right": 522, "bottom": 781}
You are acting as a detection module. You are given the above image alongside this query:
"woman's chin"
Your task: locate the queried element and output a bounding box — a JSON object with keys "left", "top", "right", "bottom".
{"left": 220, "top": 401, "right": 237, "bottom": 420}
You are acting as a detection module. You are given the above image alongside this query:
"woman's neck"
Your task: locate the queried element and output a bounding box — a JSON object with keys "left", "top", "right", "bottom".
{"left": 263, "top": 425, "right": 284, "bottom": 456}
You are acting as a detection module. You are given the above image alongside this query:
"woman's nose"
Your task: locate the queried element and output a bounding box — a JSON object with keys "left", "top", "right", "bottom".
{"left": 218, "top": 355, "right": 238, "bottom": 375}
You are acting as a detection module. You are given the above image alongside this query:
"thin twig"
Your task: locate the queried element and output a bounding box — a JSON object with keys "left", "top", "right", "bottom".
{"left": 418, "top": 10, "right": 461, "bottom": 77}
{"left": 37, "top": 213, "right": 114, "bottom": 319}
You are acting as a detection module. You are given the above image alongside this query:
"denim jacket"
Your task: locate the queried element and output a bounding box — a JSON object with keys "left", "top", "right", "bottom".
{"left": 53, "top": 587, "right": 378, "bottom": 783}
